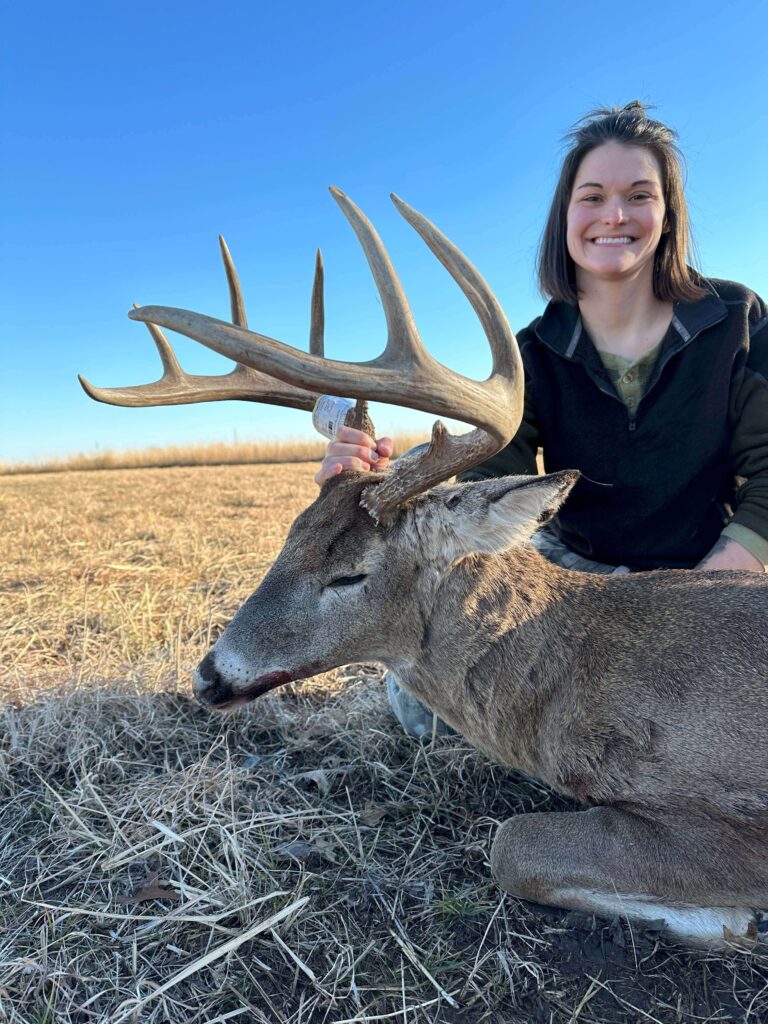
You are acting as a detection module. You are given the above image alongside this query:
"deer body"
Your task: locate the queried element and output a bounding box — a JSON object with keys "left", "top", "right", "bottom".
{"left": 196, "top": 472, "right": 768, "bottom": 948}
{"left": 403, "top": 549, "right": 766, "bottom": 811}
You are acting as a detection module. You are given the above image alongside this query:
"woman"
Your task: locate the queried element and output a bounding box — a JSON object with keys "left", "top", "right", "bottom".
{"left": 315, "top": 102, "right": 768, "bottom": 734}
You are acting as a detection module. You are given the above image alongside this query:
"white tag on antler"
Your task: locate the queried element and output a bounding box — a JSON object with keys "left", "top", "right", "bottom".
{"left": 312, "top": 395, "right": 357, "bottom": 440}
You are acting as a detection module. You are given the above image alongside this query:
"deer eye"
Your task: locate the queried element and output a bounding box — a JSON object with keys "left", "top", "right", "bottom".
{"left": 328, "top": 574, "right": 367, "bottom": 589}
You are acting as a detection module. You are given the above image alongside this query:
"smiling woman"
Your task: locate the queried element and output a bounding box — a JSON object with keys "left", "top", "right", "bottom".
{"left": 483, "top": 102, "right": 768, "bottom": 575}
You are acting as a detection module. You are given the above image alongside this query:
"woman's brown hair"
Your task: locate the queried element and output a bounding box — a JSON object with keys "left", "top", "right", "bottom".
{"left": 538, "top": 101, "right": 706, "bottom": 305}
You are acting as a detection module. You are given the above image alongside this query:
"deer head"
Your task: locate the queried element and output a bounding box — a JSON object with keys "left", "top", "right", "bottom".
{"left": 196, "top": 468, "right": 577, "bottom": 708}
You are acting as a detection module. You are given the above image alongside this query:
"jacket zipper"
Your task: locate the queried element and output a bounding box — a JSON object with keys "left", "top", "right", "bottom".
{"left": 578, "top": 365, "right": 639, "bottom": 432}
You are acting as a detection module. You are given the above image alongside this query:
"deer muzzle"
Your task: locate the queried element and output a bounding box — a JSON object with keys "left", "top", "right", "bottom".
{"left": 194, "top": 650, "right": 294, "bottom": 710}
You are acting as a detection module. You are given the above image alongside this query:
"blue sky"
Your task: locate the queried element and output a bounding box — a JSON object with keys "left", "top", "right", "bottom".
{"left": 3, "top": 0, "right": 767, "bottom": 463}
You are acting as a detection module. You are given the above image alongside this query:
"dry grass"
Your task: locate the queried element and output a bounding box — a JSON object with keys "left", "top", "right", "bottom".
{"left": 0, "top": 433, "right": 429, "bottom": 476}
{"left": 0, "top": 463, "right": 320, "bottom": 697}
{"left": 1, "top": 465, "right": 766, "bottom": 1023}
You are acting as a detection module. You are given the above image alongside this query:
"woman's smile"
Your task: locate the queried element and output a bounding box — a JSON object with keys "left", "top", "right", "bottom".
{"left": 590, "top": 235, "right": 636, "bottom": 245}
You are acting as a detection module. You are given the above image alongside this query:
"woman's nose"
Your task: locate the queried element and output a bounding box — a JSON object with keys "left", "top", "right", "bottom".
{"left": 603, "top": 201, "right": 627, "bottom": 225}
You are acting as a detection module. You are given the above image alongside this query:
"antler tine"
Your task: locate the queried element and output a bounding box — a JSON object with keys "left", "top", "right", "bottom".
{"left": 359, "top": 198, "right": 524, "bottom": 523}
{"left": 328, "top": 186, "right": 430, "bottom": 370}
{"left": 310, "top": 246, "right": 368, "bottom": 432}
{"left": 140, "top": 306, "right": 184, "bottom": 378}
{"left": 78, "top": 312, "right": 186, "bottom": 407}
{"left": 219, "top": 236, "right": 248, "bottom": 328}
{"left": 309, "top": 249, "right": 325, "bottom": 357}
{"left": 390, "top": 194, "right": 520, "bottom": 381}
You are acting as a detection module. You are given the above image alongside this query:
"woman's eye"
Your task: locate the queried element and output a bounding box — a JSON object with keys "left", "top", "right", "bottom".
{"left": 328, "top": 574, "right": 367, "bottom": 589}
{"left": 630, "top": 192, "right": 652, "bottom": 201}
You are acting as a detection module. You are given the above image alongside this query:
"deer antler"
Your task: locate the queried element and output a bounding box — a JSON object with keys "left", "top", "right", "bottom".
{"left": 109, "top": 189, "right": 523, "bottom": 521}
{"left": 78, "top": 239, "right": 323, "bottom": 411}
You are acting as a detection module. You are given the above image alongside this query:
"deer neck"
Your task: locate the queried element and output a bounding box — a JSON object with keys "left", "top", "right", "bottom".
{"left": 388, "top": 544, "right": 587, "bottom": 773}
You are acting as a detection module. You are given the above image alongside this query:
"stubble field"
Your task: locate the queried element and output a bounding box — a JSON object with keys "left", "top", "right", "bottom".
{"left": 1, "top": 463, "right": 767, "bottom": 1023}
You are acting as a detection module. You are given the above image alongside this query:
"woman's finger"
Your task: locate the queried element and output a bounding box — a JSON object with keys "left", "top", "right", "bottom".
{"left": 314, "top": 461, "right": 343, "bottom": 485}
{"left": 334, "top": 425, "right": 376, "bottom": 448}
{"left": 327, "top": 442, "right": 381, "bottom": 463}
{"left": 375, "top": 436, "right": 394, "bottom": 458}
{"left": 315, "top": 455, "right": 374, "bottom": 485}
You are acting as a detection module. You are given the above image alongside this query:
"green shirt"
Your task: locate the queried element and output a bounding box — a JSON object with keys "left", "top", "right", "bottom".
{"left": 597, "top": 343, "right": 662, "bottom": 412}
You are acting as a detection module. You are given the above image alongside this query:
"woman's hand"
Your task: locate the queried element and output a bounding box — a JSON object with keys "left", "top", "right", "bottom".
{"left": 695, "top": 536, "right": 764, "bottom": 573}
{"left": 314, "top": 426, "right": 394, "bottom": 486}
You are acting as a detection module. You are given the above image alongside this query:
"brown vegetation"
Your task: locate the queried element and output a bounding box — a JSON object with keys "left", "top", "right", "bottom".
{"left": 0, "top": 433, "right": 429, "bottom": 476}
{"left": 1, "top": 464, "right": 766, "bottom": 1022}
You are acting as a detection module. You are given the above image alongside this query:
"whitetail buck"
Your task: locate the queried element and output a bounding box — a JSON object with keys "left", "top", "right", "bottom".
{"left": 80, "top": 189, "right": 768, "bottom": 949}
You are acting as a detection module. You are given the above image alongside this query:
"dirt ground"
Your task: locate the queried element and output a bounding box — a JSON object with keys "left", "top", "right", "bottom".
{"left": 1, "top": 464, "right": 766, "bottom": 1023}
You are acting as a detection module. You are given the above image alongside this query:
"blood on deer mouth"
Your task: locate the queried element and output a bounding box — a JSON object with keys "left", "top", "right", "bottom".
{"left": 197, "top": 669, "right": 295, "bottom": 710}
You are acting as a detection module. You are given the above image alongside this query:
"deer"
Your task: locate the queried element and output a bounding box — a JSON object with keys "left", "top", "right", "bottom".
{"left": 80, "top": 188, "right": 768, "bottom": 950}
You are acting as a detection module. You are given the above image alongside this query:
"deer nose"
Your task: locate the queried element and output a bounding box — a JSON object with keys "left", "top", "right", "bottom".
{"left": 195, "top": 651, "right": 233, "bottom": 706}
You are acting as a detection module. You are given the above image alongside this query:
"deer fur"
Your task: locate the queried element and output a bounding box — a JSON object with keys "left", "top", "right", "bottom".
{"left": 196, "top": 470, "right": 768, "bottom": 950}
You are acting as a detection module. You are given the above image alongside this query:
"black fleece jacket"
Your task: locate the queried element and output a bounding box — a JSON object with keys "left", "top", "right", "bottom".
{"left": 459, "top": 278, "right": 768, "bottom": 571}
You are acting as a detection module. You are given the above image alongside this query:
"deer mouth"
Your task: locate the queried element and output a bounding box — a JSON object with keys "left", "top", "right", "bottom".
{"left": 242, "top": 670, "right": 295, "bottom": 699}
{"left": 195, "top": 658, "right": 297, "bottom": 710}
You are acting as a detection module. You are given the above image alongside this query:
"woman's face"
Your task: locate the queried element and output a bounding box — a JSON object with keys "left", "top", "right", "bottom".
{"left": 566, "top": 142, "right": 667, "bottom": 288}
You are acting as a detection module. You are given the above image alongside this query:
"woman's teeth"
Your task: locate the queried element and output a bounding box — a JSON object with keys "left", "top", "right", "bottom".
{"left": 593, "top": 237, "right": 634, "bottom": 245}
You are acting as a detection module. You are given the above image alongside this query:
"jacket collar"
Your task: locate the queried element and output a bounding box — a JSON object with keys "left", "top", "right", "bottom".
{"left": 534, "top": 284, "right": 728, "bottom": 359}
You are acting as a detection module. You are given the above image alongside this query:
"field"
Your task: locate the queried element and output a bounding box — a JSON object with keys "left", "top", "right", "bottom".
{"left": 1, "top": 463, "right": 767, "bottom": 1023}
{"left": 0, "top": 439, "right": 332, "bottom": 477}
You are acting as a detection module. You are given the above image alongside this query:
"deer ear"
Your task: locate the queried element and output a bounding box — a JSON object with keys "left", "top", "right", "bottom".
{"left": 432, "top": 471, "right": 579, "bottom": 559}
